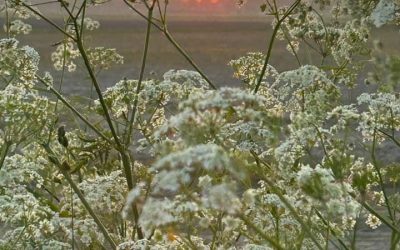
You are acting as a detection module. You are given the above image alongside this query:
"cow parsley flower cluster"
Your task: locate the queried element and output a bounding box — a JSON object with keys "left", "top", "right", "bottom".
{"left": 0, "top": 39, "right": 55, "bottom": 154}
{"left": 1, "top": 0, "right": 38, "bottom": 38}
{"left": 357, "top": 92, "right": 400, "bottom": 141}
{"left": 83, "top": 17, "right": 100, "bottom": 31}
{"left": 0, "top": 38, "right": 39, "bottom": 88}
{"left": 269, "top": 0, "right": 373, "bottom": 86}
{"left": 87, "top": 47, "right": 124, "bottom": 71}
{"left": 228, "top": 52, "right": 279, "bottom": 88}
{"left": 6, "top": 19, "right": 32, "bottom": 35}
{"left": 51, "top": 42, "right": 80, "bottom": 72}
{"left": 366, "top": 213, "right": 382, "bottom": 229}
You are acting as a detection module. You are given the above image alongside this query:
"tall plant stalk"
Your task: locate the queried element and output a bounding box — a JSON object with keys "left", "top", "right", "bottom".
{"left": 125, "top": 1, "right": 156, "bottom": 146}
{"left": 254, "top": 0, "right": 301, "bottom": 93}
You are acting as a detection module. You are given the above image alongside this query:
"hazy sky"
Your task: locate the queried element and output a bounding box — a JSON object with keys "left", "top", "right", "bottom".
{"left": 80, "top": 0, "right": 268, "bottom": 17}
{"left": 28, "top": 0, "right": 297, "bottom": 18}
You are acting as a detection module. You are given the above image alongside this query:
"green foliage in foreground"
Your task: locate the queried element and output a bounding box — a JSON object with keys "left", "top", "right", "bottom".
{"left": 1, "top": 0, "right": 400, "bottom": 249}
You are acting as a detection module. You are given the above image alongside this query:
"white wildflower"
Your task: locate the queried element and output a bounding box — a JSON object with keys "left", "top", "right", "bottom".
{"left": 366, "top": 213, "right": 382, "bottom": 229}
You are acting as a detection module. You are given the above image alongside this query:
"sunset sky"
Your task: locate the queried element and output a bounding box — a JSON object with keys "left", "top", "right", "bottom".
{"left": 79, "top": 0, "right": 267, "bottom": 17}
{"left": 35, "top": 0, "right": 291, "bottom": 18}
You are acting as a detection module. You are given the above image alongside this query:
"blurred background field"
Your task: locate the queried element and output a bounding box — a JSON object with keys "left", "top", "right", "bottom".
{"left": 14, "top": 16, "right": 399, "bottom": 96}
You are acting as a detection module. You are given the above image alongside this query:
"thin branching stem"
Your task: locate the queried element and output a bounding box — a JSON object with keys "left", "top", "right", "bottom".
{"left": 37, "top": 75, "right": 114, "bottom": 146}
{"left": 122, "top": 0, "right": 217, "bottom": 90}
{"left": 54, "top": 0, "right": 137, "bottom": 197}
{"left": 315, "top": 210, "right": 350, "bottom": 250}
{"left": 122, "top": 1, "right": 158, "bottom": 239}
{"left": 47, "top": 22, "right": 69, "bottom": 146}
{"left": 378, "top": 129, "right": 400, "bottom": 148}
{"left": 57, "top": 0, "right": 75, "bottom": 20}
{"left": 123, "top": 0, "right": 164, "bottom": 30}
{"left": 125, "top": 0, "right": 156, "bottom": 146}
{"left": 79, "top": 1, "right": 87, "bottom": 39}
{"left": 349, "top": 192, "right": 400, "bottom": 234}
{"left": 20, "top": 2, "right": 77, "bottom": 41}
{"left": 42, "top": 144, "right": 117, "bottom": 250}
{"left": 57, "top": 2, "right": 143, "bottom": 237}
{"left": 254, "top": 0, "right": 301, "bottom": 93}
{"left": 371, "top": 130, "right": 399, "bottom": 249}
{"left": 261, "top": 176, "right": 324, "bottom": 250}
{"left": 72, "top": 14, "right": 120, "bottom": 148}
{"left": 251, "top": 154, "right": 324, "bottom": 250}
{"left": 0, "top": 140, "right": 11, "bottom": 170}
{"left": 372, "top": 130, "right": 394, "bottom": 222}
{"left": 163, "top": 28, "right": 217, "bottom": 89}
{"left": 239, "top": 215, "right": 285, "bottom": 250}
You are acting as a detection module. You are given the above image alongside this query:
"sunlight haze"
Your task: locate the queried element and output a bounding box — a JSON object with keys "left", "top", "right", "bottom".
{"left": 38, "top": 0, "right": 269, "bottom": 18}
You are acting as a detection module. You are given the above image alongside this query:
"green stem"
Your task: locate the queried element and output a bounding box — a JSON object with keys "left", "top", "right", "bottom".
{"left": 372, "top": 130, "right": 398, "bottom": 249}
{"left": 48, "top": 24, "right": 69, "bottom": 145}
{"left": 37, "top": 75, "right": 114, "bottom": 146}
{"left": 252, "top": 153, "right": 324, "bottom": 250}
{"left": 378, "top": 129, "right": 400, "bottom": 148}
{"left": 74, "top": 22, "right": 121, "bottom": 150}
{"left": 62, "top": 5, "right": 137, "bottom": 207}
{"left": 125, "top": 2, "right": 155, "bottom": 146}
{"left": 42, "top": 144, "right": 117, "bottom": 250}
{"left": 28, "top": 1, "right": 60, "bottom": 7}
{"left": 275, "top": 216, "right": 280, "bottom": 246}
{"left": 20, "top": 2, "right": 76, "bottom": 41}
{"left": 350, "top": 192, "right": 400, "bottom": 234}
{"left": 315, "top": 210, "right": 350, "bottom": 250}
{"left": 372, "top": 130, "right": 394, "bottom": 222}
{"left": 239, "top": 215, "right": 285, "bottom": 250}
{"left": 65, "top": 171, "right": 116, "bottom": 249}
{"left": 123, "top": 0, "right": 163, "bottom": 30}
{"left": 391, "top": 233, "right": 400, "bottom": 250}
{"left": 254, "top": 0, "right": 301, "bottom": 93}
{"left": 121, "top": 3, "right": 154, "bottom": 238}
{"left": 262, "top": 176, "right": 324, "bottom": 250}
{"left": 10, "top": 226, "right": 26, "bottom": 249}
{"left": 163, "top": 28, "right": 217, "bottom": 90}
{"left": 79, "top": 1, "right": 87, "bottom": 37}
{"left": 0, "top": 140, "right": 11, "bottom": 170}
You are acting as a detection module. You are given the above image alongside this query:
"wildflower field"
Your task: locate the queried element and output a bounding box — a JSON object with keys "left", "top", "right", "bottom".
{"left": 1, "top": 0, "right": 400, "bottom": 249}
